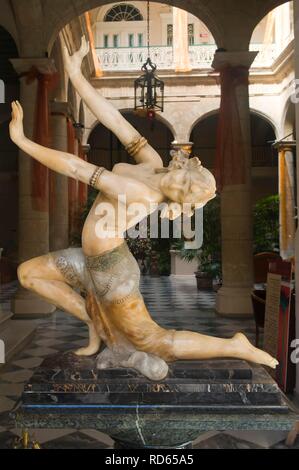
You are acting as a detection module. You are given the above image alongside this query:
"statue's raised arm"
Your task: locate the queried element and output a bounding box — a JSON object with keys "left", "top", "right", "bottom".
{"left": 62, "top": 36, "right": 164, "bottom": 169}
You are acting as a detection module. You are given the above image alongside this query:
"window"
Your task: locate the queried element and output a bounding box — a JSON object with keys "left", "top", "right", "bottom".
{"left": 167, "top": 24, "right": 173, "bottom": 47}
{"left": 188, "top": 24, "right": 195, "bottom": 46}
{"left": 104, "top": 4, "right": 143, "bottom": 22}
{"left": 138, "top": 33, "right": 144, "bottom": 47}
{"left": 113, "top": 34, "right": 119, "bottom": 48}
{"left": 104, "top": 34, "right": 109, "bottom": 48}
{"left": 128, "top": 33, "right": 134, "bottom": 48}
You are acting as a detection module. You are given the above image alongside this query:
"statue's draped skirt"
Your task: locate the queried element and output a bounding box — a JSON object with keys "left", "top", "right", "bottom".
{"left": 52, "top": 242, "right": 176, "bottom": 363}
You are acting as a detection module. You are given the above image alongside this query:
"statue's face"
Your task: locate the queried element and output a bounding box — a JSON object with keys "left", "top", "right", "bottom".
{"left": 160, "top": 168, "right": 216, "bottom": 208}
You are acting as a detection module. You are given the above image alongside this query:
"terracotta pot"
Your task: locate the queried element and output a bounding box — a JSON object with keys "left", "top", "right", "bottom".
{"left": 195, "top": 271, "right": 213, "bottom": 290}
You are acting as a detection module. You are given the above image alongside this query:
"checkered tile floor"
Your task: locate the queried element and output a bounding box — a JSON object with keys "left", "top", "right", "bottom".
{"left": 0, "top": 277, "right": 297, "bottom": 449}
{"left": 0, "top": 282, "right": 18, "bottom": 311}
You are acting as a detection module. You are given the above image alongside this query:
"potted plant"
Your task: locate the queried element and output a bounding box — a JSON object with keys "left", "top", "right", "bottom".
{"left": 175, "top": 244, "right": 221, "bottom": 290}
{"left": 196, "top": 251, "right": 222, "bottom": 290}
{"left": 173, "top": 197, "right": 222, "bottom": 290}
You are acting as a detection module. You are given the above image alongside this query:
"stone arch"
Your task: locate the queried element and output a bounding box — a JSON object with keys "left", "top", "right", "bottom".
{"left": 84, "top": 106, "right": 176, "bottom": 143}
{"left": 87, "top": 108, "right": 175, "bottom": 168}
{"left": 282, "top": 97, "right": 296, "bottom": 138}
{"left": 0, "top": 5, "right": 20, "bottom": 53}
{"left": 188, "top": 108, "right": 220, "bottom": 142}
{"left": 189, "top": 107, "right": 279, "bottom": 142}
{"left": 45, "top": 0, "right": 224, "bottom": 53}
{"left": 189, "top": 108, "right": 278, "bottom": 170}
{"left": 250, "top": 108, "right": 279, "bottom": 139}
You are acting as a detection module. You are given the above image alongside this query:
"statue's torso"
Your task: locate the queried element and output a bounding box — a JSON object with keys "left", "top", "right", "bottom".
{"left": 82, "top": 163, "right": 164, "bottom": 256}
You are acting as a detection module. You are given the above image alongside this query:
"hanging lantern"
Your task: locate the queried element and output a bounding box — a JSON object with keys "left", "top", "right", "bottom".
{"left": 134, "top": 58, "right": 164, "bottom": 113}
{"left": 134, "top": 1, "right": 164, "bottom": 116}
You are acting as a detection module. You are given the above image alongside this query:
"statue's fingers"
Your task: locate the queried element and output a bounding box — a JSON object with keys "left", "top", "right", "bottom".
{"left": 14, "top": 102, "right": 21, "bottom": 120}
{"left": 16, "top": 101, "right": 23, "bottom": 119}
{"left": 11, "top": 102, "right": 17, "bottom": 120}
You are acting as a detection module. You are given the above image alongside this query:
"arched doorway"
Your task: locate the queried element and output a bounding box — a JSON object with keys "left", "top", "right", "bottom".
{"left": 88, "top": 111, "right": 174, "bottom": 169}
{"left": 190, "top": 111, "right": 278, "bottom": 202}
{"left": 0, "top": 26, "right": 19, "bottom": 277}
{"left": 284, "top": 99, "right": 296, "bottom": 138}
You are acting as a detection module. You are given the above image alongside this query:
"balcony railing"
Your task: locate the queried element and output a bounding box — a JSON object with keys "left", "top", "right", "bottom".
{"left": 96, "top": 42, "right": 284, "bottom": 72}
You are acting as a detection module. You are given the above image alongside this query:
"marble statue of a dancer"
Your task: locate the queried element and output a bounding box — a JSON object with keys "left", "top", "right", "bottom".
{"left": 9, "top": 37, "right": 278, "bottom": 380}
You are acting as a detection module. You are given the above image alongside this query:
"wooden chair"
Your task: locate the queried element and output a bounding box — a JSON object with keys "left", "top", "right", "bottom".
{"left": 254, "top": 252, "right": 282, "bottom": 285}
{"left": 251, "top": 253, "right": 282, "bottom": 347}
{"left": 251, "top": 290, "right": 266, "bottom": 347}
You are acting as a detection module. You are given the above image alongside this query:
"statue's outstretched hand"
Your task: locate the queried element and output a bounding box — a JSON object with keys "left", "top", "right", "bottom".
{"left": 10, "top": 101, "right": 24, "bottom": 144}
{"left": 62, "top": 35, "right": 90, "bottom": 78}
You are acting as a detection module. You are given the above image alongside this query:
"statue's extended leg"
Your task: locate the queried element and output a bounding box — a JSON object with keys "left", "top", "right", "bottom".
{"left": 18, "top": 254, "right": 101, "bottom": 356}
{"left": 171, "top": 331, "right": 278, "bottom": 369}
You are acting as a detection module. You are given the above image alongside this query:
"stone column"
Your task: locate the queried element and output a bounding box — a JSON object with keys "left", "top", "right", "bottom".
{"left": 49, "top": 102, "right": 70, "bottom": 252}
{"left": 277, "top": 144, "right": 296, "bottom": 261}
{"left": 10, "top": 58, "right": 56, "bottom": 316}
{"left": 275, "top": 3, "right": 291, "bottom": 50}
{"left": 292, "top": 0, "right": 299, "bottom": 394}
{"left": 173, "top": 7, "right": 192, "bottom": 72}
{"left": 212, "top": 51, "right": 257, "bottom": 317}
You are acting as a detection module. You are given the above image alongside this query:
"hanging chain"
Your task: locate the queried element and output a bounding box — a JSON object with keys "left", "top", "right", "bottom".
{"left": 147, "top": 0, "right": 150, "bottom": 59}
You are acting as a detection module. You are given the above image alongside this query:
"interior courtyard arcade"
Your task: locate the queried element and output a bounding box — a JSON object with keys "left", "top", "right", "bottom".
{"left": 0, "top": 0, "right": 299, "bottom": 399}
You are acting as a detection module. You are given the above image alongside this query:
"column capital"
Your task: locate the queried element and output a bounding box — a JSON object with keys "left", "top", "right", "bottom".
{"left": 82, "top": 144, "right": 91, "bottom": 154}
{"left": 212, "top": 51, "right": 258, "bottom": 71}
{"left": 171, "top": 141, "right": 193, "bottom": 157}
{"left": 273, "top": 140, "right": 296, "bottom": 152}
{"left": 50, "top": 101, "right": 72, "bottom": 118}
{"left": 10, "top": 58, "right": 56, "bottom": 76}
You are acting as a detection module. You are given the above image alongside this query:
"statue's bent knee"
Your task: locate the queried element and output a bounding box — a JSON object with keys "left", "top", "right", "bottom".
{"left": 17, "top": 258, "right": 45, "bottom": 290}
{"left": 18, "top": 261, "right": 32, "bottom": 288}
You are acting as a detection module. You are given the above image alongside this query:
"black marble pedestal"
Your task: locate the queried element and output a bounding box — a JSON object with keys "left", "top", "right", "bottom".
{"left": 12, "top": 352, "right": 299, "bottom": 449}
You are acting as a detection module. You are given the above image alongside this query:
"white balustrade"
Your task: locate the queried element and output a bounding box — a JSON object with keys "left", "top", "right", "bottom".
{"left": 250, "top": 43, "right": 280, "bottom": 67}
{"left": 96, "top": 41, "right": 292, "bottom": 72}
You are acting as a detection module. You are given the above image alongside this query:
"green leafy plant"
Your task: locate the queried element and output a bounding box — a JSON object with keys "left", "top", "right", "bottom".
{"left": 173, "top": 196, "right": 222, "bottom": 279}
{"left": 175, "top": 194, "right": 279, "bottom": 280}
{"left": 253, "top": 195, "right": 279, "bottom": 253}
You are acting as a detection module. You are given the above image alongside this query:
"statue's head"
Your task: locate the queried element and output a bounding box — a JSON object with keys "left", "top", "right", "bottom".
{"left": 158, "top": 150, "right": 217, "bottom": 220}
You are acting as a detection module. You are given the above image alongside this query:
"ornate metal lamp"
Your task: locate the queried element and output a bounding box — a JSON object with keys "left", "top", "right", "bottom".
{"left": 134, "top": 1, "right": 164, "bottom": 118}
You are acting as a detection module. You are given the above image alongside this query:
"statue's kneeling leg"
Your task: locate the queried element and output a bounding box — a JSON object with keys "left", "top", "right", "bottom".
{"left": 18, "top": 251, "right": 101, "bottom": 356}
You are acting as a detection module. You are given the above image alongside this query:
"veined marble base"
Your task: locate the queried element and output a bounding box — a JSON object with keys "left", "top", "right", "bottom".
{"left": 12, "top": 352, "right": 298, "bottom": 449}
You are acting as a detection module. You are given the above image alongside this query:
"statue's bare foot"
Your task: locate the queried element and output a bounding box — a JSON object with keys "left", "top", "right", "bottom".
{"left": 75, "top": 323, "right": 101, "bottom": 357}
{"left": 232, "top": 333, "right": 279, "bottom": 369}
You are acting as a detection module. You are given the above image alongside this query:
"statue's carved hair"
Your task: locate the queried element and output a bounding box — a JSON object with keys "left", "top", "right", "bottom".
{"left": 159, "top": 150, "right": 216, "bottom": 220}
